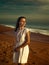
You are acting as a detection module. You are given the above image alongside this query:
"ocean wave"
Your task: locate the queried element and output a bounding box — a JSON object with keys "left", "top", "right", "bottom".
{"left": 29, "top": 28, "right": 49, "bottom": 36}
{"left": 0, "top": 24, "right": 15, "bottom": 28}
{"left": 0, "top": 24, "right": 49, "bottom": 36}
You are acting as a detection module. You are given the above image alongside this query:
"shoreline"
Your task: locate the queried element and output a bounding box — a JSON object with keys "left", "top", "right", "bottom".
{"left": 0, "top": 24, "right": 49, "bottom": 36}
{"left": 0, "top": 24, "right": 49, "bottom": 43}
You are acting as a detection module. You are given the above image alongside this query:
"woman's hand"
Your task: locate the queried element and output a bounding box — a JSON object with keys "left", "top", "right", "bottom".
{"left": 14, "top": 47, "right": 20, "bottom": 52}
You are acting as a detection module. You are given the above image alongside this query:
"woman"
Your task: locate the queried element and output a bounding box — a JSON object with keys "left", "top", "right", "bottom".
{"left": 13, "top": 16, "right": 30, "bottom": 65}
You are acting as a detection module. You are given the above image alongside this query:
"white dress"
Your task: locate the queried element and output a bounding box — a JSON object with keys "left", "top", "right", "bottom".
{"left": 13, "top": 27, "right": 29, "bottom": 64}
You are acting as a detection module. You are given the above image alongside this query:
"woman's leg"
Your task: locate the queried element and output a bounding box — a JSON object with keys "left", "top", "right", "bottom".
{"left": 18, "top": 63, "right": 25, "bottom": 65}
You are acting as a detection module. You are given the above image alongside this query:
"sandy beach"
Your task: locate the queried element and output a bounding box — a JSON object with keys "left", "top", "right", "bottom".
{"left": 0, "top": 25, "right": 49, "bottom": 65}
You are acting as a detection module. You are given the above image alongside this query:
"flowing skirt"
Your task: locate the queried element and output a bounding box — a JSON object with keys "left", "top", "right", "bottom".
{"left": 13, "top": 45, "right": 29, "bottom": 64}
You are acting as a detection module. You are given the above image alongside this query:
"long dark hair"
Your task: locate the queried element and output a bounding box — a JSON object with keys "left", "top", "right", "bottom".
{"left": 15, "top": 16, "right": 26, "bottom": 32}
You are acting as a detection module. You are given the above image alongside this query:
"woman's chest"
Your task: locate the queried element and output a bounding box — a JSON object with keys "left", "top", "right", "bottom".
{"left": 16, "top": 30, "right": 26, "bottom": 42}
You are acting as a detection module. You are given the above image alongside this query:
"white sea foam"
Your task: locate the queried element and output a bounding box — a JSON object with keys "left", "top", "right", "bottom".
{"left": 0, "top": 24, "right": 49, "bottom": 36}
{"left": 29, "top": 28, "right": 49, "bottom": 36}
{"left": 0, "top": 24, "right": 15, "bottom": 28}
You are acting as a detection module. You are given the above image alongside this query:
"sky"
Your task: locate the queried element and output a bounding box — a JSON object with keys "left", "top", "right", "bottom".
{"left": 0, "top": 0, "right": 49, "bottom": 23}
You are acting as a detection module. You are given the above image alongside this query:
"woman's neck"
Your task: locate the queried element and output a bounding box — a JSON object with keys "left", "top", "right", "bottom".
{"left": 19, "top": 26, "right": 24, "bottom": 30}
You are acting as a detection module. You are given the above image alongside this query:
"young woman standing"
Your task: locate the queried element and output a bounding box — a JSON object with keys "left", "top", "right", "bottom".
{"left": 13, "top": 16, "right": 30, "bottom": 65}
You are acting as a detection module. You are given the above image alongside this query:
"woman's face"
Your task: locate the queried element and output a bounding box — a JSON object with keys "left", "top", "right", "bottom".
{"left": 19, "top": 18, "right": 26, "bottom": 27}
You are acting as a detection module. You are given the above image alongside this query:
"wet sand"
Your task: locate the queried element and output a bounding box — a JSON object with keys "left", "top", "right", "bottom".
{"left": 0, "top": 25, "right": 49, "bottom": 65}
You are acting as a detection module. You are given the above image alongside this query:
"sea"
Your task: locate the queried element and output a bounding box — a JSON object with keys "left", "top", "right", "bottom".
{"left": 0, "top": 20, "right": 49, "bottom": 36}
